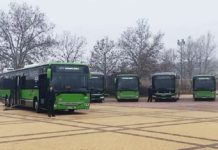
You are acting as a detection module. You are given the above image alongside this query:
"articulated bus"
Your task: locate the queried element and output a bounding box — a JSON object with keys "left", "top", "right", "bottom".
{"left": 89, "top": 72, "right": 104, "bottom": 103}
{"left": 0, "top": 62, "right": 90, "bottom": 112}
{"left": 152, "top": 72, "right": 180, "bottom": 101}
{"left": 115, "top": 74, "right": 139, "bottom": 102}
{"left": 192, "top": 75, "right": 216, "bottom": 101}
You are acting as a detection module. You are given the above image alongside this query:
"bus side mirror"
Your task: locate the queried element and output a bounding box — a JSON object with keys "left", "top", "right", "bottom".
{"left": 114, "top": 78, "right": 117, "bottom": 83}
{"left": 47, "top": 68, "right": 52, "bottom": 79}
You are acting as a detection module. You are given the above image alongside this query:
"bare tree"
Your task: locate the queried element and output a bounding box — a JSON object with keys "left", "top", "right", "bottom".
{"left": 175, "top": 33, "right": 216, "bottom": 92}
{"left": 119, "top": 19, "right": 164, "bottom": 78}
{"left": 53, "top": 31, "right": 86, "bottom": 62}
{"left": 90, "top": 37, "right": 120, "bottom": 85}
{"left": 0, "top": 2, "right": 55, "bottom": 69}
{"left": 195, "top": 33, "right": 216, "bottom": 74}
{"left": 176, "top": 37, "right": 198, "bottom": 91}
{"left": 0, "top": 59, "right": 10, "bottom": 72}
{"left": 183, "top": 37, "right": 198, "bottom": 79}
{"left": 179, "top": 33, "right": 217, "bottom": 77}
{"left": 159, "top": 49, "right": 177, "bottom": 72}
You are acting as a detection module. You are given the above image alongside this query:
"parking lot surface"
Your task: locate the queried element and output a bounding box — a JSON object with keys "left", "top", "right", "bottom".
{"left": 1, "top": 96, "right": 218, "bottom": 150}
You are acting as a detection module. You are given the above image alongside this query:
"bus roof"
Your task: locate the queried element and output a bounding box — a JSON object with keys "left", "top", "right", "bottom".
{"left": 48, "top": 62, "right": 88, "bottom": 66}
{"left": 91, "top": 72, "right": 104, "bottom": 76}
{"left": 117, "top": 74, "right": 138, "bottom": 77}
{"left": 0, "top": 62, "right": 88, "bottom": 76}
{"left": 152, "top": 72, "right": 177, "bottom": 77}
{"left": 193, "top": 75, "right": 215, "bottom": 78}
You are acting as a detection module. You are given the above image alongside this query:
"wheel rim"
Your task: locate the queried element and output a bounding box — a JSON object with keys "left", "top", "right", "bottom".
{"left": 35, "top": 101, "right": 38, "bottom": 110}
{"left": 6, "top": 98, "right": 9, "bottom": 106}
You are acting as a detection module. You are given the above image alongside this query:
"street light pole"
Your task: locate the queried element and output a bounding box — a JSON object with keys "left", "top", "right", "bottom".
{"left": 177, "top": 39, "right": 185, "bottom": 86}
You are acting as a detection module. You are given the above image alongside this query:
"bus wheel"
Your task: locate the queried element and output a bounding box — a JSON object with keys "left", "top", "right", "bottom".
{"left": 212, "top": 98, "right": 216, "bottom": 101}
{"left": 69, "top": 109, "right": 75, "bottom": 113}
{"left": 172, "top": 99, "right": 177, "bottom": 102}
{"left": 5, "top": 95, "right": 9, "bottom": 107}
{"left": 34, "top": 100, "right": 40, "bottom": 113}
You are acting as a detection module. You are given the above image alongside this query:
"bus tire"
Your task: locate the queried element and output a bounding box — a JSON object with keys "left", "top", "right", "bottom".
{"left": 4, "top": 95, "right": 8, "bottom": 106}
{"left": 69, "top": 109, "right": 75, "bottom": 113}
{"left": 172, "top": 99, "right": 177, "bottom": 102}
{"left": 134, "top": 99, "right": 139, "bottom": 102}
{"left": 6, "top": 95, "right": 12, "bottom": 107}
{"left": 155, "top": 99, "right": 159, "bottom": 102}
{"left": 34, "top": 99, "right": 40, "bottom": 113}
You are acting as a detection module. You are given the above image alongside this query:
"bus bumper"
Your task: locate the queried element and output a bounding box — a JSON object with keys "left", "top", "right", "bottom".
{"left": 90, "top": 94, "right": 104, "bottom": 102}
{"left": 153, "top": 94, "right": 179, "bottom": 101}
{"left": 54, "top": 102, "right": 90, "bottom": 110}
{"left": 193, "top": 91, "right": 216, "bottom": 101}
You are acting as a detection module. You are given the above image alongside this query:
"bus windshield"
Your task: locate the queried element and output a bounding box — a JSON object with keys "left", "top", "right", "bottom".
{"left": 51, "top": 65, "right": 89, "bottom": 92}
{"left": 153, "top": 75, "right": 175, "bottom": 91}
{"left": 117, "top": 77, "right": 138, "bottom": 91}
{"left": 193, "top": 77, "right": 215, "bottom": 91}
{"left": 90, "top": 76, "right": 104, "bottom": 91}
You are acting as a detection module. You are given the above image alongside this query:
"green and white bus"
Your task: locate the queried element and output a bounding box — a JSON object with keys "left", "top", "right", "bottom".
{"left": 115, "top": 74, "right": 139, "bottom": 102}
{"left": 152, "top": 72, "right": 180, "bottom": 101}
{"left": 0, "top": 62, "right": 90, "bottom": 112}
{"left": 192, "top": 75, "right": 216, "bottom": 101}
{"left": 89, "top": 72, "right": 104, "bottom": 103}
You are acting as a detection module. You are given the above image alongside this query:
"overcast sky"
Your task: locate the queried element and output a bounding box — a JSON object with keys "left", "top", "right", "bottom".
{"left": 1, "top": 0, "right": 218, "bottom": 56}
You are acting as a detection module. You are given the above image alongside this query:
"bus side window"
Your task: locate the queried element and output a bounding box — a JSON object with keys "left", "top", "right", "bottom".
{"left": 34, "top": 76, "right": 39, "bottom": 88}
{"left": 27, "top": 78, "right": 34, "bottom": 89}
{"left": 3, "top": 78, "right": 13, "bottom": 89}
{"left": 25, "top": 71, "right": 37, "bottom": 89}
{"left": 20, "top": 76, "right": 26, "bottom": 89}
{"left": 0, "top": 77, "right": 2, "bottom": 89}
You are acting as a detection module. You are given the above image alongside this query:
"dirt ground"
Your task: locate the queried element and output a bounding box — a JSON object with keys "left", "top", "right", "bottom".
{"left": 1, "top": 95, "right": 218, "bottom": 150}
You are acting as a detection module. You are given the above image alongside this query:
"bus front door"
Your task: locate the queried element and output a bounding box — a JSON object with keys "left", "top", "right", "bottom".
{"left": 39, "top": 74, "right": 49, "bottom": 109}
{"left": 15, "top": 76, "right": 21, "bottom": 105}
{"left": 10, "top": 76, "right": 21, "bottom": 106}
